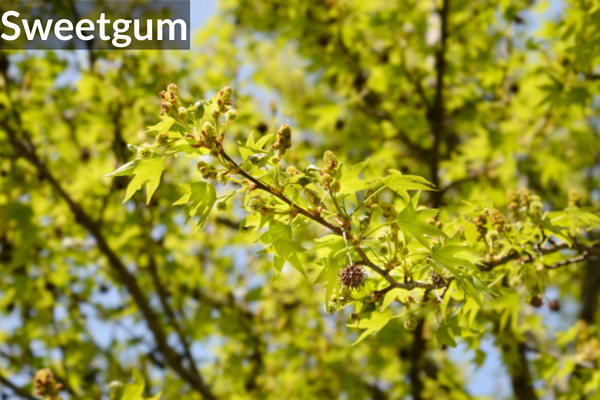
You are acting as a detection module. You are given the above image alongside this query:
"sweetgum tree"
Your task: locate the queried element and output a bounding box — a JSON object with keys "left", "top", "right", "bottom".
{"left": 0, "top": 1, "right": 600, "bottom": 400}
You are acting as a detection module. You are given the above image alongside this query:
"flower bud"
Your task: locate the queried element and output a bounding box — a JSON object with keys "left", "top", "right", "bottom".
{"left": 273, "top": 124, "right": 293, "bottom": 155}
{"left": 178, "top": 107, "right": 188, "bottom": 120}
{"left": 202, "top": 121, "right": 216, "bottom": 137}
{"left": 219, "top": 86, "right": 233, "bottom": 102}
{"left": 286, "top": 166, "right": 300, "bottom": 175}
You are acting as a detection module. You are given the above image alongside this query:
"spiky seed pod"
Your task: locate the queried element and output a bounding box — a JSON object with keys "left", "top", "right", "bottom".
{"left": 330, "top": 181, "right": 341, "bottom": 193}
{"left": 548, "top": 299, "right": 561, "bottom": 312}
{"left": 403, "top": 317, "right": 418, "bottom": 331}
{"left": 338, "top": 264, "right": 367, "bottom": 290}
{"left": 529, "top": 294, "right": 543, "bottom": 308}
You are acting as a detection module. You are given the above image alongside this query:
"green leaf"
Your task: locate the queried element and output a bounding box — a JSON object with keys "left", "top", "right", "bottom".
{"left": 383, "top": 173, "right": 436, "bottom": 202}
{"left": 346, "top": 310, "right": 391, "bottom": 345}
{"left": 396, "top": 200, "right": 446, "bottom": 249}
{"left": 123, "top": 156, "right": 165, "bottom": 204}
{"left": 258, "top": 222, "right": 292, "bottom": 244}
{"left": 337, "top": 159, "right": 370, "bottom": 197}
{"left": 430, "top": 245, "right": 480, "bottom": 272}
{"left": 146, "top": 116, "right": 175, "bottom": 133}
{"left": 380, "top": 288, "right": 404, "bottom": 311}
{"left": 264, "top": 237, "right": 308, "bottom": 278}
{"left": 314, "top": 258, "right": 341, "bottom": 306}
{"left": 110, "top": 369, "right": 161, "bottom": 400}
{"left": 105, "top": 159, "right": 140, "bottom": 177}
{"left": 430, "top": 245, "right": 493, "bottom": 307}
{"left": 173, "top": 182, "right": 217, "bottom": 230}
{"left": 436, "top": 324, "right": 457, "bottom": 347}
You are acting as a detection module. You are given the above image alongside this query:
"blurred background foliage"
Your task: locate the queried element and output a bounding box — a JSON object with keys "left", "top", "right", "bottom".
{"left": 1, "top": 0, "right": 600, "bottom": 399}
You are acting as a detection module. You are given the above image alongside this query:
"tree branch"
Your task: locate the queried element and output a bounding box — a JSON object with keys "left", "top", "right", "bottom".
{"left": 0, "top": 373, "right": 37, "bottom": 400}
{"left": 5, "top": 130, "right": 217, "bottom": 400}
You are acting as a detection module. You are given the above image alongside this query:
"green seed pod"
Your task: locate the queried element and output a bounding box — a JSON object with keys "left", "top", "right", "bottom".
{"left": 155, "top": 132, "right": 169, "bottom": 145}
{"left": 321, "top": 174, "right": 334, "bottom": 185}
{"left": 226, "top": 109, "right": 238, "bottom": 123}
{"left": 136, "top": 143, "right": 154, "bottom": 160}
{"left": 247, "top": 196, "right": 266, "bottom": 212}
{"left": 324, "top": 303, "right": 338, "bottom": 315}
{"left": 330, "top": 181, "right": 341, "bottom": 193}
{"left": 487, "top": 230, "right": 500, "bottom": 243}
{"left": 379, "top": 244, "right": 390, "bottom": 256}
{"left": 403, "top": 317, "right": 418, "bottom": 331}
{"left": 216, "top": 201, "right": 227, "bottom": 212}
{"left": 529, "top": 201, "right": 543, "bottom": 216}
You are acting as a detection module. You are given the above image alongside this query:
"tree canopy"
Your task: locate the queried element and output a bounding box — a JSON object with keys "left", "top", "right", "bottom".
{"left": 1, "top": 1, "right": 600, "bottom": 400}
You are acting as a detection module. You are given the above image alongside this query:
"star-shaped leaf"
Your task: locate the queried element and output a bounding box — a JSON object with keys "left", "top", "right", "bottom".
{"left": 314, "top": 257, "right": 341, "bottom": 306}
{"left": 396, "top": 201, "right": 446, "bottom": 249}
{"left": 123, "top": 155, "right": 165, "bottom": 204}
{"left": 173, "top": 182, "right": 216, "bottom": 231}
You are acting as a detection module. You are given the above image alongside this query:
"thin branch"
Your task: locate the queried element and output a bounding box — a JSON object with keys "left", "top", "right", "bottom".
{"left": 5, "top": 131, "right": 217, "bottom": 400}
{"left": 0, "top": 373, "right": 37, "bottom": 400}
{"left": 219, "top": 149, "right": 343, "bottom": 234}
{"left": 545, "top": 253, "right": 589, "bottom": 270}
